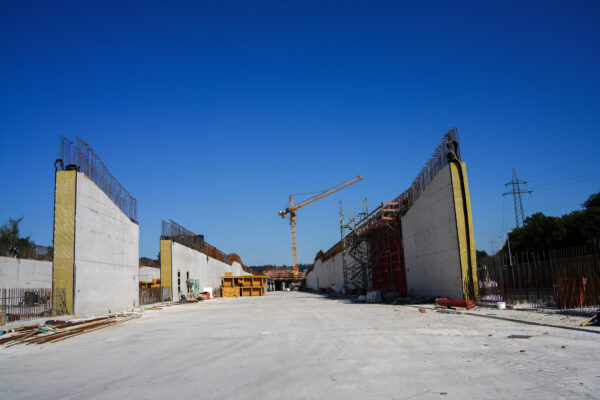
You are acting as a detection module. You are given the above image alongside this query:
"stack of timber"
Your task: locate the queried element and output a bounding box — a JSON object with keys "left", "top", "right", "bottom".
{"left": 0, "top": 314, "right": 140, "bottom": 347}
{"left": 221, "top": 272, "right": 267, "bottom": 297}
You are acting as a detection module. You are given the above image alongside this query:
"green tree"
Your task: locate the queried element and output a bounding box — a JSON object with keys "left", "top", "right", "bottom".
{"left": 582, "top": 192, "right": 600, "bottom": 210}
{"left": 0, "top": 216, "right": 33, "bottom": 246}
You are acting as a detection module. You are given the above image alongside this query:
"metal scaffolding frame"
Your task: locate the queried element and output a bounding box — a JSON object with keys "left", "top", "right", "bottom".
{"left": 340, "top": 199, "right": 371, "bottom": 293}
{"left": 339, "top": 128, "right": 463, "bottom": 295}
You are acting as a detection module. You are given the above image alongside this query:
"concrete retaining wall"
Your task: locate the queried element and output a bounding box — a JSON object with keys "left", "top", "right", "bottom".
{"left": 305, "top": 252, "right": 345, "bottom": 290}
{"left": 306, "top": 162, "right": 477, "bottom": 300}
{"left": 0, "top": 257, "right": 52, "bottom": 288}
{"left": 73, "top": 173, "right": 139, "bottom": 316}
{"left": 139, "top": 266, "right": 160, "bottom": 282}
{"left": 53, "top": 171, "right": 139, "bottom": 317}
{"left": 401, "top": 162, "right": 477, "bottom": 299}
{"left": 163, "top": 240, "right": 250, "bottom": 300}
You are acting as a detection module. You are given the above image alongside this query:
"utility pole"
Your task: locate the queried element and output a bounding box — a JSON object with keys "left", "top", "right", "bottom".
{"left": 503, "top": 169, "right": 532, "bottom": 228}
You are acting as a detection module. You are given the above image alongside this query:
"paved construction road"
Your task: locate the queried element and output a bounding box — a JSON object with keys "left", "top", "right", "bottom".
{"left": 1, "top": 291, "right": 599, "bottom": 399}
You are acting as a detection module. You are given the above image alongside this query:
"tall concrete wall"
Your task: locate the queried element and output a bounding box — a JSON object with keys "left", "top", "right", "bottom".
{"left": 0, "top": 257, "right": 52, "bottom": 288}
{"left": 139, "top": 266, "right": 160, "bottom": 282}
{"left": 53, "top": 171, "right": 139, "bottom": 317}
{"left": 401, "top": 162, "right": 477, "bottom": 299}
{"left": 306, "top": 161, "right": 477, "bottom": 300}
{"left": 161, "top": 240, "right": 249, "bottom": 300}
{"left": 305, "top": 252, "right": 345, "bottom": 290}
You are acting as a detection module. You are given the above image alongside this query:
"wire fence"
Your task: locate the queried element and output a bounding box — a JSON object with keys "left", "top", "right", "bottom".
{"left": 161, "top": 220, "right": 243, "bottom": 266}
{"left": 57, "top": 136, "right": 137, "bottom": 221}
{"left": 477, "top": 244, "right": 600, "bottom": 311}
{"left": 1, "top": 288, "right": 67, "bottom": 324}
{"left": 0, "top": 242, "right": 53, "bottom": 261}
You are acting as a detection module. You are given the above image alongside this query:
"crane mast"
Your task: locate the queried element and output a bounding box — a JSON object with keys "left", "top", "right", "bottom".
{"left": 279, "top": 175, "right": 364, "bottom": 276}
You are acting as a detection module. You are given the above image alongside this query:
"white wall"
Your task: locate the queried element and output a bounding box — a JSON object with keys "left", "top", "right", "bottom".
{"left": 401, "top": 164, "right": 463, "bottom": 299}
{"left": 170, "top": 241, "right": 250, "bottom": 300}
{"left": 305, "top": 252, "right": 345, "bottom": 290}
{"left": 73, "top": 173, "right": 139, "bottom": 316}
{"left": 0, "top": 257, "right": 52, "bottom": 288}
{"left": 305, "top": 240, "right": 371, "bottom": 291}
{"left": 139, "top": 266, "right": 160, "bottom": 282}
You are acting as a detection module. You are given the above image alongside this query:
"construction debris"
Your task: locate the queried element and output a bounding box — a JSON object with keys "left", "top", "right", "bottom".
{"left": 436, "top": 298, "right": 475, "bottom": 309}
{"left": 580, "top": 313, "right": 598, "bottom": 327}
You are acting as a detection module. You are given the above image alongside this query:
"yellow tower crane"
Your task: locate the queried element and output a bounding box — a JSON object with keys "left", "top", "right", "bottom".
{"left": 279, "top": 175, "right": 364, "bottom": 276}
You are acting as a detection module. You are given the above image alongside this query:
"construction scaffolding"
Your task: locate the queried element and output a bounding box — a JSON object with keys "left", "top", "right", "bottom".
{"left": 340, "top": 199, "right": 370, "bottom": 293}
{"left": 339, "top": 128, "right": 462, "bottom": 297}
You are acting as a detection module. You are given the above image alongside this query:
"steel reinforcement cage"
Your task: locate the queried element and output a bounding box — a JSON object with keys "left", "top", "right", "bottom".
{"left": 57, "top": 136, "right": 138, "bottom": 222}
{"left": 394, "top": 127, "right": 461, "bottom": 212}
{"left": 161, "top": 220, "right": 243, "bottom": 266}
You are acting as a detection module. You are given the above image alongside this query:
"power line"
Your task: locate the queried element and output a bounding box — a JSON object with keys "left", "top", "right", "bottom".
{"left": 523, "top": 155, "right": 600, "bottom": 181}
{"left": 530, "top": 170, "right": 600, "bottom": 190}
{"left": 532, "top": 174, "right": 600, "bottom": 193}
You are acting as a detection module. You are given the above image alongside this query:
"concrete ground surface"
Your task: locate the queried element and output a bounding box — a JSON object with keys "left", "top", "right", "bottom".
{"left": 1, "top": 292, "right": 599, "bottom": 400}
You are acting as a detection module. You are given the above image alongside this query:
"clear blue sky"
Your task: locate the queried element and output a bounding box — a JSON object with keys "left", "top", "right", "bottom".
{"left": 1, "top": 1, "right": 599, "bottom": 265}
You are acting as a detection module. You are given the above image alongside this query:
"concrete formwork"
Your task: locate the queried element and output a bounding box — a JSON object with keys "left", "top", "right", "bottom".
{"left": 0, "top": 257, "right": 52, "bottom": 289}
{"left": 53, "top": 171, "right": 139, "bottom": 316}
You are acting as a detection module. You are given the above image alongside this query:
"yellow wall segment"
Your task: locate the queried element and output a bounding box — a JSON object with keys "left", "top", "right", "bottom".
{"left": 160, "top": 239, "right": 172, "bottom": 300}
{"left": 52, "top": 171, "right": 76, "bottom": 315}
{"left": 450, "top": 162, "right": 479, "bottom": 300}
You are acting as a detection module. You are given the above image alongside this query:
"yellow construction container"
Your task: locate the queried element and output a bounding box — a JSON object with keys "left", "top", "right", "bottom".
{"left": 221, "top": 277, "right": 235, "bottom": 287}
{"left": 221, "top": 275, "right": 267, "bottom": 297}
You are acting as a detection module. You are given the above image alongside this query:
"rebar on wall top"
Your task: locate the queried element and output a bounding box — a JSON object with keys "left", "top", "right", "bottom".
{"left": 56, "top": 136, "right": 138, "bottom": 222}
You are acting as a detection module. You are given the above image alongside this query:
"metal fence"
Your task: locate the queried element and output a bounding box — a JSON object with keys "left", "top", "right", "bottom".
{"left": 57, "top": 136, "right": 137, "bottom": 222}
{"left": 0, "top": 242, "right": 53, "bottom": 261}
{"left": 477, "top": 244, "right": 600, "bottom": 310}
{"left": 1, "top": 288, "right": 66, "bottom": 324}
{"left": 161, "top": 220, "right": 243, "bottom": 266}
{"left": 140, "top": 287, "right": 164, "bottom": 305}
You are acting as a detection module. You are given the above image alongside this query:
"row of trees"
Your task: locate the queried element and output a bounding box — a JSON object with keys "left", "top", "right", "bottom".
{"left": 495, "top": 192, "right": 600, "bottom": 255}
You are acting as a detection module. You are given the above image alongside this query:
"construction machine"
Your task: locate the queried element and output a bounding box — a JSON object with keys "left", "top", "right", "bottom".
{"left": 279, "top": 175, "right": 364, "bottom": 277}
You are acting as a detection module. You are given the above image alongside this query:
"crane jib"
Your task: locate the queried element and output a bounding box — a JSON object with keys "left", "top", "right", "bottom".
{"left": 278, "top": 175, "right": 364, "bottom": 276}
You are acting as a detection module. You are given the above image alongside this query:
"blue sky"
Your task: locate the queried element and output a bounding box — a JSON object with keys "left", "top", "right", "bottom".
{"left": 1, "top": 1, "right": 599, "bottom": 264}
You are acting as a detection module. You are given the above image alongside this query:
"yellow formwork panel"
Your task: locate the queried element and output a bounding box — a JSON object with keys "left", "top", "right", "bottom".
{"left": 450, "top": 162, "right": 479, "bottom": 301}
{"left": 52, "top": 171, "right": 76, "bottom": 316}
{"left": 160, "top": 240, "right": 172, "bottom": 300}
